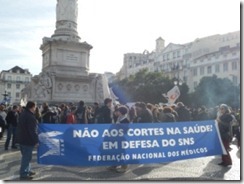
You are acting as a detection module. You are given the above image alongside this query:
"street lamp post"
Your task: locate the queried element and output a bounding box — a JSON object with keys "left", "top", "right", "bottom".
{"left": 172, "top": 64, "right": 183, "bottom": 86}
{"left": 1, "top": 90, "right": 9, "bottom": 105}
{"left": 174, "top": 80, "right": 182, "bottom": 86}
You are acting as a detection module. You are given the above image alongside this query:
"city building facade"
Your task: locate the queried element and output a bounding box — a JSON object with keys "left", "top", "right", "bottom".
{"left": 118, "top": 31, "right": 240, "bottom": 92}
{"left": 0, "top": 66, "right": 32, "bottom": 104}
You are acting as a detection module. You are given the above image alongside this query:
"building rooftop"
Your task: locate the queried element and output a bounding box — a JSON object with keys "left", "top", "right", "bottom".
{"left": 1, "top": 66, "right": 30, "bottom": 74}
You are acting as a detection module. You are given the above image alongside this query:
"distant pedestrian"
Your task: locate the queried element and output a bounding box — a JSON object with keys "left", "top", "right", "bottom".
{"left": 107, "top": 106, "right": 130, "bottom": 173}
{"left": 97, "top": 98, "right": 113, "bottom": 124}
{"left": 128, "top": 106, "right": 137, "bottom": 123}
{"left": 41, "top": 103, "right": 56, "bottom": 123}
{"left": 93, "top": 102, "right": 100, "bottom": 123}
{"left": 16, "top": 101, "right": 38, "bottom": 180}
{"left": 4, "top": 105, "right": 19, "bottom": 150}
{"left": 0, "top": 105, "right": 7, "bottom": 139}
{"left": 175, "top": 102, "right": 191, "bottom": 122}
{"left": 197, "top": 106, "right": 209, "bottom": 121}
{"left": 159, "top": 107, "right": 176, "bottom": 122}
{"left": 35, "top": 106, "right": 41, "bottom": 123}
{"left": 75, "top": 101, "right": 88, "bottom": 124}
{"left": 66, "top": 106, "right": 77, "bottom": 124}
{"left": 134, "top": 102, "right": 153, "bottom": 123}
{"left": 59, "top": 104, "right": 68, "bottom": 124}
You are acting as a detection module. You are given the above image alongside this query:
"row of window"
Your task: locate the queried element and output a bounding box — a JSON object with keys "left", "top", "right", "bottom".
{"left": 6, "top": 92, "right": 20, "bottom": 98}
{"left": 128, "top": 60, "right": 150, "bottom": 68}
{"left": 7, "top": 83, "right": 22, "bottom": 89}
{"left": 196, "top": 52, "right": 238, "bottom": 63}
{"left": 193, "top": 61, "right": 238, "bottom": 76}
{"left": 6, "top": 76, "right": 30, "bottom": 82}
{"left": 162, "top": 51, "right": 181, "bottom": 61}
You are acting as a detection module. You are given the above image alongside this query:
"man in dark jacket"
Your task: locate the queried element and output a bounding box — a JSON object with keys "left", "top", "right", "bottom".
{"left": 97, "top": 98, "right": 113, "bottom": 124}
{"left": 75, "top": 100, "right": 88, "bottom": 124}
{"left": 4, "top": 105, "right": 19, "bottom": 150}
{"left": 41, "top": 102, "right": 56, "bottom": 124}
{"left": 135, "top": 102, "right": 153, "bottom": 123}
{"left": 175, "top": 102, "right": 191, "bottom": 122}
{"left": 16, "top": 101, "right": 38, "bottom": 180}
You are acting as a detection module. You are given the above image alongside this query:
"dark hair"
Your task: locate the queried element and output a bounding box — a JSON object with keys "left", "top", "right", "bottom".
{"left": 104, "top": 98, "right": 112, "bottom": 105}
{"left": 79, "top": 100, "right": 85, "bottom": 106}
{"left": 26, "top": 101, "right": 36, "bottom": 110}
{"left": 94, "top": 102, "right": 99, "bottom": 106}
{"left": 163, "top": 107, "right": 173, "bottom": 113}
{"left": 135, "top": 102, "right": 146, "bottom": 109}
{"left": 71, "top": 106, "right": 77, "bottom": 111}
{"left": 12, "top": 105, "right": 18, "bottom": 110}
{"left": 118, "top": 106, "right": 128, "bottom": 115}
{"left": 43, "top": 102, "right": 48, "bottom": 107}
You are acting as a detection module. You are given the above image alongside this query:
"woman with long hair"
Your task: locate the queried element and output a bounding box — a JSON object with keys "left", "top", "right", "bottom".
{"left": 217, "top": 104, "right": 233, "bottom": 167}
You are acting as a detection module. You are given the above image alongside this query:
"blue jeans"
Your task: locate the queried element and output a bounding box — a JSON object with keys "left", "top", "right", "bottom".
{"left": 4, "top": 125, "right": 16, "bottom": 149}
{"left": 19, "top": 145, "right": 34, "bottom": 177}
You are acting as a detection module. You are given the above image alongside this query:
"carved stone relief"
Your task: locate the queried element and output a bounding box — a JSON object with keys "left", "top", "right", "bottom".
{"left": 33, "top": 72, "right": 53, "bottom": 100}
{"left": 75, "top": 84, "right": 81, "bottom": 91}
{"left": 66, "top": 84, "right": 72, "bottom": 91}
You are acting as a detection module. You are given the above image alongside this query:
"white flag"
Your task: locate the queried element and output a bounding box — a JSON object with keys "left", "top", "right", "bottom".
{"left": 163, "top": 86, "right": 180, "bottom": 105}
{"left": 20, "top": 94, "right": 28, "bottom": 107}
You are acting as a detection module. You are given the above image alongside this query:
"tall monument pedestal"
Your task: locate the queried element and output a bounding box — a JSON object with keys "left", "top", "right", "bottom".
{"left": 41, "top": 39, "right": 92, "bottom": 77}
{"left": 22, "top": 0, "right": 110, "bottom": 105}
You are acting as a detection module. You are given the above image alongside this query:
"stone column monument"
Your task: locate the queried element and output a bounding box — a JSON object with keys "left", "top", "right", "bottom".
{"left": 22, "top": 0, "right": 111, "bottom": 105}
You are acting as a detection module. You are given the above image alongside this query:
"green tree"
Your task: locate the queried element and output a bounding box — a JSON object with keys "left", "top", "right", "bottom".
{"left": 112, "top": 69, "right": 189, "bottom": 104}
{"left": 192, "top": 75, "right": 240, "bottom": 107}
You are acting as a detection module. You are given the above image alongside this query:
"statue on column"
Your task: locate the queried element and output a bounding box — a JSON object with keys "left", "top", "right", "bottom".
{"left": 56, "top": 0, "right": 78, "bottom": 23}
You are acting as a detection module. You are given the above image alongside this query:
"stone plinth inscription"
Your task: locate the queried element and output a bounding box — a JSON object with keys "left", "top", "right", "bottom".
{"left": 66, "top": 52, "right": 79, "bottom": 62}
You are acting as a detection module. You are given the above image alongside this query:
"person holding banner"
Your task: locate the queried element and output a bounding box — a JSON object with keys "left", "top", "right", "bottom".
{"left": 114, "top": 106, "right": 130, "bottom": 173}
{"left": 16, "top": 101, "right": 38, "bottom": 180}
{"left": 217, "top": 104, "right": 233, "bottom": 167}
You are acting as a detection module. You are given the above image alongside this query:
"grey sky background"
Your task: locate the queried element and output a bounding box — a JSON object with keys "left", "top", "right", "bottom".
{"left": 0, "top": 0, "right": 240, "bottom": 75}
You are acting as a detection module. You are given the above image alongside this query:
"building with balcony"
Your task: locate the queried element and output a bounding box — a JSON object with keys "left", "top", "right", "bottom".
{"left": 0, "top": 66, "right": 32, "bottom": 104}
{"left": 117, "top": 30, "right": 240, "bottom": 92}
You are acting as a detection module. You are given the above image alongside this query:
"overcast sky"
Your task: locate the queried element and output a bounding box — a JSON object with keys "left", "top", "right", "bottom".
{"left": 0, "top": 0, "right": 240, "bottom": 75}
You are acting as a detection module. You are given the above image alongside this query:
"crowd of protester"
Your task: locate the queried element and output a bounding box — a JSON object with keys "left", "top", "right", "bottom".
{"left": 0, "top": 99, "right": 241, "bottom": 177}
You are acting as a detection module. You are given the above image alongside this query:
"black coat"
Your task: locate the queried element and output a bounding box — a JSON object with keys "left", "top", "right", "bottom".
{"left": 136, "top": 108, "right": 153, "bottom": 123}
{"left": 42, "top": 108, "right": 55, "bottom": 123}
{"left": 176, "top": 106, "right": 191, "bottom": 122}
{"left": 97, "top": 105, "right": 112, "bottom": 124}
{"left": 6, "top": 110, "right": 19, "bottom": 127}
{"left": 161, "top": 113, "right": 176, "bottom": 122}
{"left": 16, "top": 109, "right": 38, "bottom": 146}
{"left": 219, "top": 113, "right": 233, "bottom": 141}
{"left": 75, "top": 105, "right": 88, "bottom": 124}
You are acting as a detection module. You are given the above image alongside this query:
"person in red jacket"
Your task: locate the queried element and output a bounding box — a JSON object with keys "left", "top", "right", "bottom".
{"left": 66, "top": 106, "right": 77, "bottom": 124}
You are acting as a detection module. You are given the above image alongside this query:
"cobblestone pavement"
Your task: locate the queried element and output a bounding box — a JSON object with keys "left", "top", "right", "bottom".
{"left": 0, "top": 134, "right": 240, "bottom": 181}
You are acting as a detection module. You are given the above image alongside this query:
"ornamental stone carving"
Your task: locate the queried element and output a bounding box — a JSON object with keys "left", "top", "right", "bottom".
{"left": 75, "top": 84, "right": 81, "bottom": 91}
{"left": 33, "top": 72, "right": 53, "bottom": 100}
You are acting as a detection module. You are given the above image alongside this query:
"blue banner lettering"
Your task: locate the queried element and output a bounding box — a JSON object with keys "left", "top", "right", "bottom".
{"left": 37, "top": 120, "right": 225, "bottom": 166}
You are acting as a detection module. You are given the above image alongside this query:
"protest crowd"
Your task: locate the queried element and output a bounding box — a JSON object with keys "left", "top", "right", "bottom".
{"left": 0, "top": 98, "right": 241, "bottom": 179}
